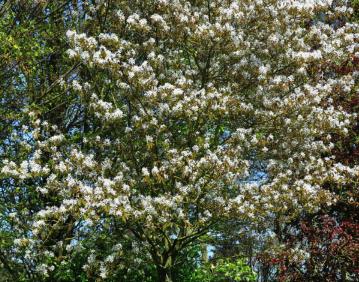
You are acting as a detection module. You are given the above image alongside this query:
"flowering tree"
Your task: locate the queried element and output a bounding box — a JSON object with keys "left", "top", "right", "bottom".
{"left": 260, "top": 11, "right": 359, "bottom": 279}
{"left": 1, "top": 0, "right": 358, "bottom": 281}
{"left": 0, "top": 1, "right": 92, "bottom": 281}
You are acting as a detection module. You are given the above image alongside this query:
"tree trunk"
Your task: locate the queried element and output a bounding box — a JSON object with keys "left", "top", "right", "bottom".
{"left": 157, "top": 266, "right": 172, "bottom": 282}
{"left": 201, "top": 243, "right": 208, "bottom": 263}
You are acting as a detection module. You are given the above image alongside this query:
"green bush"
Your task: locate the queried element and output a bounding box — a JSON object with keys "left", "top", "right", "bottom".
{"left": 189, "top": 258, "right": 256, "bottom": 282}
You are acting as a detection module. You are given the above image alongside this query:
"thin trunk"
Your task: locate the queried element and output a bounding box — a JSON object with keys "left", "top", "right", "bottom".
{"left": 201, "top": 243, "right": 208, "bottom": 263}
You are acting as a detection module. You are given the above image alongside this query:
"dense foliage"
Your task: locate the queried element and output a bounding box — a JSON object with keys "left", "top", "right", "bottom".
{"left": 0, "top": 0, "right": 358, "bottom": 281}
